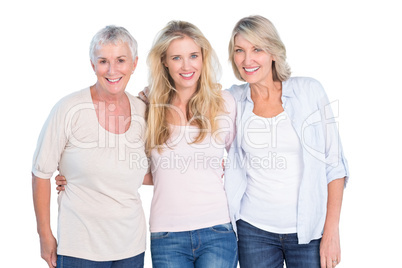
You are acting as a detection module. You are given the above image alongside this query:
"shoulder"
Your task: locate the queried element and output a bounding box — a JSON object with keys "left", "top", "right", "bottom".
{"left": 221, "top": 90, "right": 235, "bottom": 105}
{"left": 284, "top": 77, "right": 326, "bottom": 98}
{"left": 126, "top": 91, "right": 147, "bottom": 118}
{"left": 225, "top": 83, "right": 249, "bottom": 102}
{"left": 51, "top": 87, "right": 91, "bottom": 115}
{"left": 284, "top": 77, "right": 331, "bottom": 114}
{"left": 221, "top": 90, "right": 236, "bottom": 114}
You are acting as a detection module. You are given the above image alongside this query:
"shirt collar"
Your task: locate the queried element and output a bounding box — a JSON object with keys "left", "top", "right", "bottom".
{"left": 238, "top": 83, "right": 250, "bottom": 102}
{"left": 281, "top": 79, "right": 295, "bottom": 98}
{"left": 239, "top": 79, "right": 295, "bottom": 102}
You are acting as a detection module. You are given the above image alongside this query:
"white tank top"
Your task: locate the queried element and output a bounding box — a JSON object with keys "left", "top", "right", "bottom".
{"left": 240, "top": 111, "right": 303, "bottom": 234}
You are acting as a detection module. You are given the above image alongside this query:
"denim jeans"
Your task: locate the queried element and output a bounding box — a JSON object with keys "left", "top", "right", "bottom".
{"left": 56, "top": 252, "right": 144, "bottom": 268}
{"left": 151, "top": 223, "right": 238, "bottom": 268}
{"left": 237, "top": 220, "right": 321, "bottom": 268}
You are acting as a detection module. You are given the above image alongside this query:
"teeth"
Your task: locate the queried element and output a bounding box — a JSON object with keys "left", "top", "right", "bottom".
{"left": 244, "top": 67, "right": 259, "bottom": 72}
{"left": 180, "top": 73, "right": 194, "bottom": 78}
{"left": 107, "top": 78, "right": 121, "bottom": 82}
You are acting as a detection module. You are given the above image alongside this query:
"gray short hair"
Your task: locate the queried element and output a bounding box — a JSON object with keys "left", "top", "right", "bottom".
{"left": 89, "top": 25, "right": 138, "bottom": 63}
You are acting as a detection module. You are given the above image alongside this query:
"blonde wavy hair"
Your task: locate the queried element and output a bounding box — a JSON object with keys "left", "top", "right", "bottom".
{"left": 146, "top": 21, "right": 224, "bottom": 154}
{"left": 228, "top": 15, "right": 291, "bottom": 82}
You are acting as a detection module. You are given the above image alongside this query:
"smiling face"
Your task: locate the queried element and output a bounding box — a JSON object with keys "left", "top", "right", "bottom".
{"left": 164, "top": 36, "right": 203, "bottom": 93}
{"left": 91, "top": 42, "right": 138, "bottom": 96}
{"left": 233, "top": 34, "right": 275, "bottom": 86}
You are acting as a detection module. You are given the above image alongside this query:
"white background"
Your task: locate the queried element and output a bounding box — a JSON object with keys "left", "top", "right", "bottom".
{"left": 1, "top": 0, "right": 401, "bottom": 267}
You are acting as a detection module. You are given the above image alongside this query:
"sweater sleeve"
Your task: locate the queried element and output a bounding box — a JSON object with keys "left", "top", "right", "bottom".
{"left": 32, "top": 98, "right": 70, "bottom": 179}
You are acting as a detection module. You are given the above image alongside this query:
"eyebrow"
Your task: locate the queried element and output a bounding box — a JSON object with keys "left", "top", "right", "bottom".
{"left": 169, "top": 52, "right": 200, "bottom": 57}
{"left": 97, "top": 55, "right": 128, "bottom": 59}
{"left": 234, "top": 45, "right": 260, "bottom": 49}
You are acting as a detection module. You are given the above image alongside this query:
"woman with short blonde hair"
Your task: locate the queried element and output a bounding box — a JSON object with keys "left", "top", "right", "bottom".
{"left": 228, "top": 15, "right": 291, "bottom": 82}
{"left": 225, "top": 15, "right": 349, "bottom": 268}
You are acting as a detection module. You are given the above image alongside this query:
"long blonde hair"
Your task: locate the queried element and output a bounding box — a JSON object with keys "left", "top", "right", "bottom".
{"left": 146, "top": 21, "right": 224, "bottom": 154}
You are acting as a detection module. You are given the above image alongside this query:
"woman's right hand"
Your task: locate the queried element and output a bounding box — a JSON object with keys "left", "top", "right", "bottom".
{"left": 55, "top": 174, "right": 67, "bottom": 193}
{"left": 138, "top": 86, "right": 150, "bottom": 104}
{"left": 39, "top": 234, "right": 57, "bottom": 267}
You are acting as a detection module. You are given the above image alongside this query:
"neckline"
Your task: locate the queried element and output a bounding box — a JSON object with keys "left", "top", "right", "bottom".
{"left": 251, "top": 110, "right": 286, "bottom": 120}
{"left": 87, "top": 87, "right": 133, "bottom": 135}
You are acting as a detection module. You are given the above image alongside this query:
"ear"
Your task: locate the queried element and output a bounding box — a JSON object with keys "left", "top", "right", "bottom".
{"left": 91, "top": 60, "right": 96, "bottom": 72}
{"left": 162, "top": 57, "right": 168, "bottom": 68}
{"left": 132, "top": 57, "right": 139, "bottom": 73}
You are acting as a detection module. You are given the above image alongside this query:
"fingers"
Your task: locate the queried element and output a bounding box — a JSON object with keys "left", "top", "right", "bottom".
{"left": 321, "top": 255, "right": 326, "bottom": 268}
{"left": 42, "top": 248, "right": 57, "bottom": 267}
{"left": 40, "top": 235, "right": 57, "bottom": 267}
{"left": 321, "top": 256, "right": 340, "bottom": 268}
{"left": 45, "top": 258, "right": 56, "bottom": 268}
{"left": 329, "top": 258, "right": 339, "bottom": 268}
{"left": 320, "top": 231, "right": 341, "bottom": 268}
{"left": 143, "top": 86, "right": 150, "bottom": 95}
{"left": 326, "top": 258, "right": 332, "bottom": 268}
{"left": 56, "top": 185, "right": 65, "bottom": 192}
{"left": 55, "top": 175, "right": 67, "bottom": 185}
{"left": 51, "top": 250, "right": 57, "bottom": 267}
{"left": 138, "top": 91, "right": 150, "bottom": 104}
{"left": 55, "top": 174, "right": 67, "bottom": 192}
{"left": 55, "top": 175, "right": 66, "bottom": 184}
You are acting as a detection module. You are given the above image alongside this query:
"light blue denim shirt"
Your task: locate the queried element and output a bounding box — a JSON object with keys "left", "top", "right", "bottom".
{"left": 224, "top": 77, "right": 349, "bottom": 244}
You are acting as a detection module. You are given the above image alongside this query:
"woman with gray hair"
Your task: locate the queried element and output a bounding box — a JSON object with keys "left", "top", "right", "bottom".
{"left": 224, "top": 15, "right": 349, "bottom": 268}
{"left": 32, "top": 25, "right": 150, "bottom": 267}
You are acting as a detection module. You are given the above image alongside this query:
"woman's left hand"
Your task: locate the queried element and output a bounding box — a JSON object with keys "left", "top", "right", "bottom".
{"left": 55, "top": 174, "right": 67, "bottom": 193}
{"left": 321, "top": 177, "right": 345, "bottom": 267}
{"left": 320, "top": 228, "right": 341, "bottom": 268}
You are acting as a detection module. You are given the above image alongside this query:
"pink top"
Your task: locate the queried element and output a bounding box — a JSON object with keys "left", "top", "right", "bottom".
{"left": 149, "top": 91, "right": 236, "bottom": 232}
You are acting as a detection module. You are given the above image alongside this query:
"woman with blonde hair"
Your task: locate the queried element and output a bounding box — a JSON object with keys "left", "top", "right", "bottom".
{"left": 146, "top": 20, "right": 237, "bottom": 267}
{"left": 224, "top": 15, "right": 349, "bottom": 268}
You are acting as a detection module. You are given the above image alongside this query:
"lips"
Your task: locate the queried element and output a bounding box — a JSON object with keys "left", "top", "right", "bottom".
{"left": 180, "top": 72, "right": 195, "bottom": 79}
{"left": 106, "top": 77, "right": 122, "bottom": 83}
{"left": 244, "top": 67, "right": 260, "bottom": 73}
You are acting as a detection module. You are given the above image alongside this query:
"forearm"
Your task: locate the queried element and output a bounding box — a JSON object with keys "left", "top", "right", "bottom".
{"left": 142, "top": 172, "right": 154, "bottom": 185}
{"left": 323, "top": 177, "right": 345, "bottom": 233}
{"left": 32, "top": 174, "right": 53, "bottom": 237}
{"left": 32, "top": 174, "right": 58, "bottom": 267}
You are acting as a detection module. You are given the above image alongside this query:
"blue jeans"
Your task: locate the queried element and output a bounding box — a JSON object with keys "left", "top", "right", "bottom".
{"left": 56, "top": 252, "right": 144, "bottom": 268}
{"left": 237, "top": 219, "right": 321, "bottom": 268}
{"left": 151, "top": 223, "right": 238, "bottom": 268}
